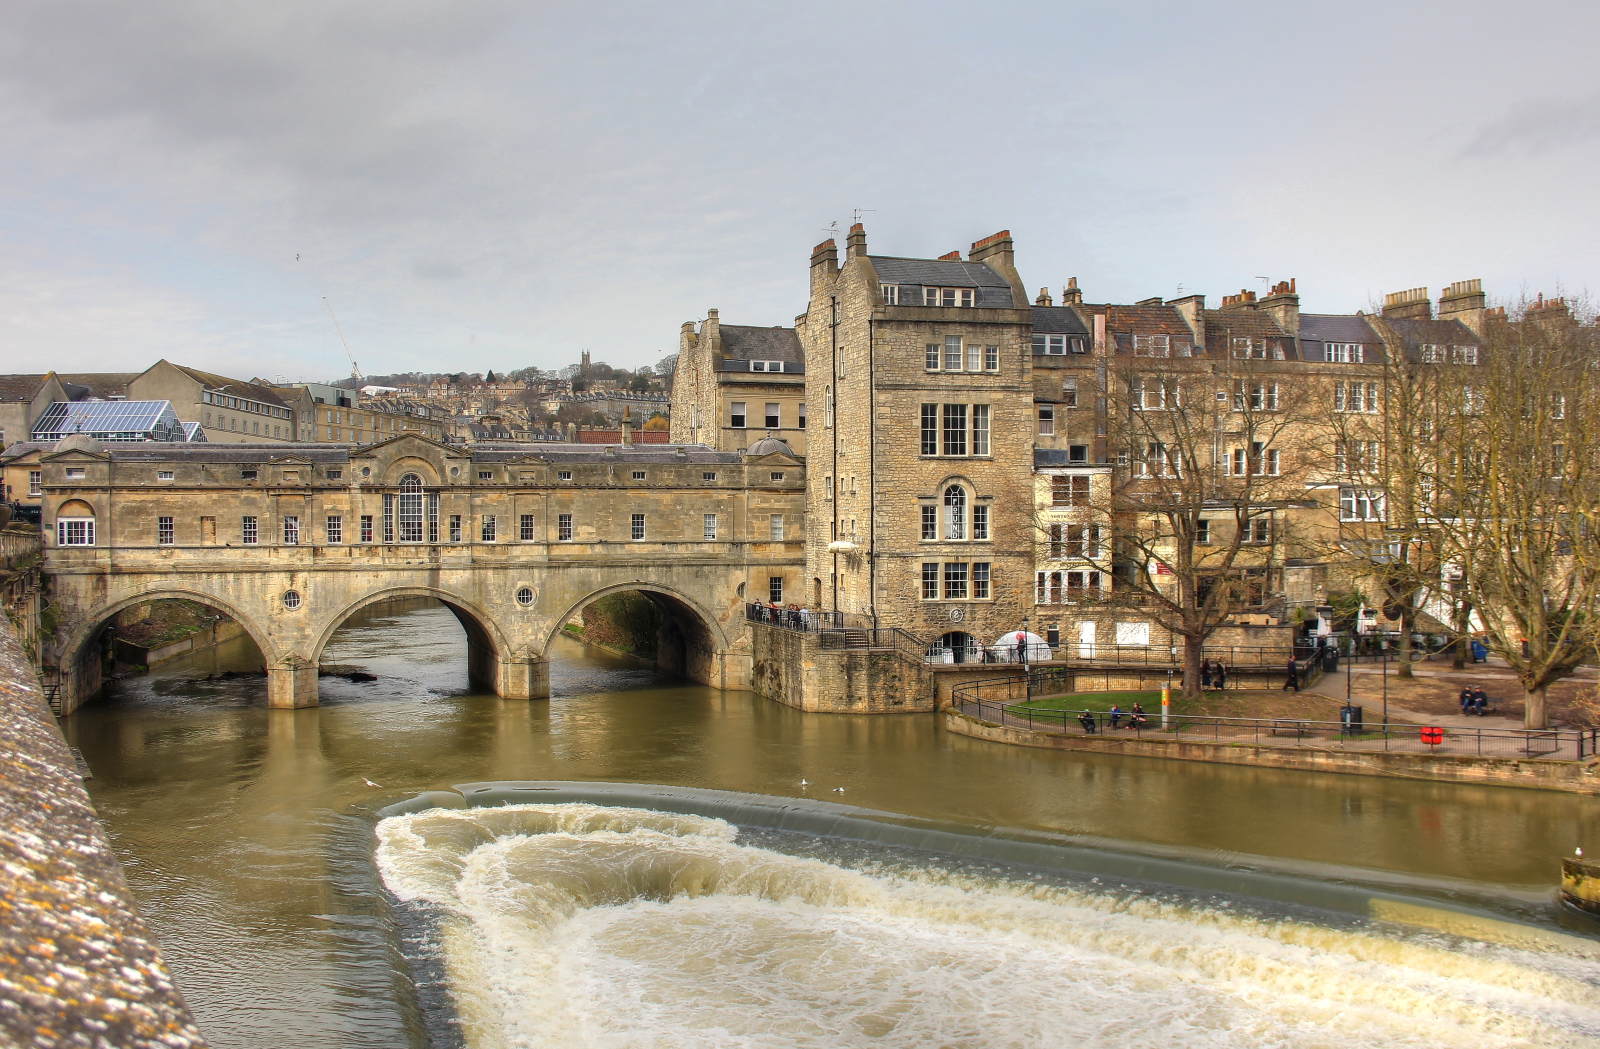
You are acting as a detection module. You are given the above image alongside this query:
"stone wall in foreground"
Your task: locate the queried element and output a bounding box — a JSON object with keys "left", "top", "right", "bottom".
{"left": 0, "top": 615, "right": 206, "bottom": 1047}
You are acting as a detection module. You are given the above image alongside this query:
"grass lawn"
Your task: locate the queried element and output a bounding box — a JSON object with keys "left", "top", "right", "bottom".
{"left": 1011, "top": 689, "right": 1348, "bottom": 722}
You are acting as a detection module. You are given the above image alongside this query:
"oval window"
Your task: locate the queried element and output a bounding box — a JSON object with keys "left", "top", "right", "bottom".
{"left": 283, "top": 590, "right": 303, "bottom": 610}
{"left": 515, "top": 586, "right": 534, "bottom": 607}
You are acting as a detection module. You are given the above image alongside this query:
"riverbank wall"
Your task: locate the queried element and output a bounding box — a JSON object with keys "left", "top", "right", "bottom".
{"left": 116, "top": 617, "right": 246, "bottom": 669}
{"left": 0, "top": 608, "right": 207, "bottom": 1045}
{"left": 945, "top": 711, "right": 1600, "bottom": 794}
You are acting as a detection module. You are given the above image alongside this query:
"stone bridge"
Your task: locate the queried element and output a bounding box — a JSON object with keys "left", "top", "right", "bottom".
{"left": 34, "top": 433, "right": 806, "bottom": 712}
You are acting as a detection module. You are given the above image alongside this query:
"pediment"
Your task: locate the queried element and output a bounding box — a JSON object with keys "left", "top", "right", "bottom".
{"left": 746, "top": 451, "right": 801, "bottom": 465}
{"left": 40, "top": 447, "right": 110, "bottom": 463}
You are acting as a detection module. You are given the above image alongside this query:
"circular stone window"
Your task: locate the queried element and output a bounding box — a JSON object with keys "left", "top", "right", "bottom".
{"left": 450, "top": 467, "right": 459, "bottom": 476}
{"left": 515, "top": 586, "right": 535, "bottom": 607}
{"left": 282, "top": 590, "right": 303, "bottom": 610}
{"left": 361, "top": 466, "right": 371, "bottom": 477}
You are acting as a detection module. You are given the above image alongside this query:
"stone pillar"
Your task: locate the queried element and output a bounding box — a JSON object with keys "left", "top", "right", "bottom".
{"left": 494, "top": 653, "right": 550, "bottom": 700}
{"left": 266, "top": 658, "right": 319, "bottom": 708}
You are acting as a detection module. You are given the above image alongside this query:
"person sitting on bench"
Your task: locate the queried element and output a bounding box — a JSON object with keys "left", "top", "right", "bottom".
{"left": 1472, "top": 686, "right": 1489, "bottom": 716}
{"left": 1460, "top": 687, "right": 1474, "bottom": 716}
{"left": 1126, "top": 702, "right": 1147, "bottom": 728}
{"left": 1077, "top": 710, "right": 1098, "bottom": 734}
{"left": 1108, "top": 704, "right": 1123, "bottom": 729}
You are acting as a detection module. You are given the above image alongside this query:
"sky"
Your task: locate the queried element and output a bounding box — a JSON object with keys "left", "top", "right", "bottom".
{"left": 0, "top": 0, "right": 1595, "bottom": 382}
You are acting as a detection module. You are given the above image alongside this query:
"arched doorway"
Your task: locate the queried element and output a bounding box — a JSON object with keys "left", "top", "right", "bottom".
{"left": 932, "top": 630, "right": 979, "bottom": 664}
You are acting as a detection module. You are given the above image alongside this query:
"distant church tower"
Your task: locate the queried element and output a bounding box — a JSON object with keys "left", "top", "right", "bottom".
{"left": 580, "top": 350, "right": 591, "bottom": 375}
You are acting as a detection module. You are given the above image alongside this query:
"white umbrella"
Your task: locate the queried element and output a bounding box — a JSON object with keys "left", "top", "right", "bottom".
{"left": 988, "top": 630, "right": 1051, "bottom": 663}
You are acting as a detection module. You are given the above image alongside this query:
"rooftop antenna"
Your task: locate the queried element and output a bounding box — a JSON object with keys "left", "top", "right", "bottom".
{"left": 820, "top": 220, "right": 840, "bottom": 238}
{"left": 852, "top": 208, "right": 875, "bottom": 225}
{"left": 323, "top": 297, "right": 364, "bottom": 384}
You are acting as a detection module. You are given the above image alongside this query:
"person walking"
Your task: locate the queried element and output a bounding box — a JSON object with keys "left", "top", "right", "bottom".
{"left": 1200, "top": 659, "right": 1213, "bottom": 690}
{"left": 1282, "top": 657, "right": 1300, "bottom": 692}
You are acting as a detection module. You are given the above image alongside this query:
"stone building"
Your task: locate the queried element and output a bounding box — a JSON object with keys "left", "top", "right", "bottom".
{"left": 127, "top": 361, "right": 303, "bottom": 443}
{"left": 671, "top": 309, "right": 807, "bottom": 454}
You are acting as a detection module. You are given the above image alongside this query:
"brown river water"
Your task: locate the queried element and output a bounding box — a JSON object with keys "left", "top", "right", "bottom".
{"left": 63, "top": 599, "right": 1600, "bottom": 1049}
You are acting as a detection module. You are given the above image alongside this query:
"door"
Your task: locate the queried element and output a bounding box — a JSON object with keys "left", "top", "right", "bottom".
{"left": 1077, "top": 621, "right": 1096, "bottom": 660}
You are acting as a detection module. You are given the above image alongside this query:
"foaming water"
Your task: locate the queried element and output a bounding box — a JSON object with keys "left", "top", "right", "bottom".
{"left": 377, "top": 803, "right": 1600, "bottom": 1049}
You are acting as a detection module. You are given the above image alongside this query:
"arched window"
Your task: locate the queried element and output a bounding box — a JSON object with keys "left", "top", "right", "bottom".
{"left": 943, "top": 484, "right": 966, "bottom": 540}
{"left": 397, "top": 474, "right": 424, "bottom": 542}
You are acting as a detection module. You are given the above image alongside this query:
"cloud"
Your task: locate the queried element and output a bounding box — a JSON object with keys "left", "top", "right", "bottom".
{"left": 412, "top": 259, "right": 464, "bottom": 281}
{"left": 1463, "top": 95, "right": 1600, "bottom": 158}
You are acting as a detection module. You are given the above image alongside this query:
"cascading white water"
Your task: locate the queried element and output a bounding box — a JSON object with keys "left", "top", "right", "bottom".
{"left": 377, "top": 803, "right": 1600, "bottom": 1049}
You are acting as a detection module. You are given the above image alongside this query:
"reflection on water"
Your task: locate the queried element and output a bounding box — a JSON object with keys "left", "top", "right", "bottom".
{"left": 65, "top": 601, "right": 1600, "bottom": 1049}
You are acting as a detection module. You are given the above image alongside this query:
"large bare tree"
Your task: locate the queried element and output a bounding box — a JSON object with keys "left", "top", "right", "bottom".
{"left": 1086, "top": 347, "right": 1315, "bottom": 697}
{"left": 1419, "top": 304, "right": 1600, "bottom": 727}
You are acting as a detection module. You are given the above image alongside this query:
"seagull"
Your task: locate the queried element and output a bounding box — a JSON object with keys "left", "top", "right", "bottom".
{"left": 361, "top": 777, "right": 383, "bottom": 788}
{"left": 832, "top": 787, "right": 845, "bottom": 793}
{"left": 800, "top": 779, "right": 808, "bottom": 787}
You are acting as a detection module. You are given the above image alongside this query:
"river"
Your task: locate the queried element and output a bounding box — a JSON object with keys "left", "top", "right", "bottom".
{"left": 65, "top": 599, "right": 1600, "bottom": 1048}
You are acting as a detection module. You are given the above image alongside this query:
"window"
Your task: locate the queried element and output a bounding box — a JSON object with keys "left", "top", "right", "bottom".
{"left": 925, "top": 343, "right": 940, "bottom": 371}
{"left": 1334, "top": 381, "right": 1379, "bottom": 413}
{"left": 924, "top": 287, "right": 975, "bottom": 307}
{"left": 282, "top": 515, "right": 300, "bottom": 545}
{"left": 703, "top": 471, "right": 717, "bottom": 481}
{"left": 825, "top": 386, "right": 834, "bottom": 427}
{"left": 972, "top": 504, "right": 989, "bottom": 541}
{"left": 156, "top": 517, "right": 174, "bottom": 545}
{"left": 983, "top": 345, "right": 999, "bottom": 371}
{"left": 922, "top": 505, "right": 937, "bottom": 540}
{"left": 28, "top": 471, "right": 41, "bottom": 495}
{"left": 922, "top": 563, "right": 940, "bottom": 599}
{"left": 880, "top": 283, "right": 899, "bottom": 305}
{"left": 973, "top": 562, "right": 990, "bottom": 599}
{"left": 479, "top": 515, "right": 496, "bottom": 542}
{"left": 944, "top": 562, "right": 968, "bottom": 599}
{"left": 971, "top": 404, "right": 989, "bottom": 456}
{"left": 750, "top": 360, "right": 785, "bottom": 372}
{"left": 1231, "top": 337, "right": 1280, "bottom": 360}
{"left": 1068, "top": 444, "right": 1088, "bottom": 464}
{"left": 520, "top": 514, "right": 535, "bottom": 541}
{"left": 240, "top": 470, "right": 258, "bottom": 481}
{"left": 703, "top": 514, "right": 717, "bottom": 540}
{"left": 632, "top": 470, "right": 646, "bottom": 480}
{"left": 1340, "top": 488, "right": 1384, "bottom": 521}
{"left": 516, "top": 587, "right": 535, "bottom": 607}
{"left": 1234, "top": 381, "right": 1279, "bottom": 411}
{"left": 1232, "top": 442, "right": 1279, "bottom": 475}
{"left": 242, "top": 516, "right": 258, "bottom": 544}
{"left": 327, "top": 469, "right": 342, "bottom": 479}
{"left": 1034, "top": 333, "right": 1068, "bottom": 355}
{"left": 825, "top": 476, "right": 834, "bottom": 501}
{"left": 1335, "top": 440, "right": 1379, "bottom": 475}
{"left": 318, "top": 514, "right": 340, "bottom": 544}
{"left": 1138, "top": 442, "right": 1173, "bottom": 478}
{"left": 155, "top": 470, "right": 175, "bottom": 482}
{"left": 1420, "top": 344, "right": 1445, "bottom": 364}
{"left": 1061, "top": 378, "right": 1079, "bottom": 409}
{"left": 943, "top": 485, "right": 966, "bottom": 540}
{"left": 1038, "top": 407, "right": 1055, "bottom": 435}
{"left": 765, "top": 403, "right": 780, "bottom": 428}
{"left": 798, "top": 404, "right": 807, "bottom": 429}
{"left": 57, "top": 518, "right": 95, "bottom": 546}
{"left": 731, "top": 402, "right": 747, "bottom": 428}
{"left": 1326, "top": 342, "right": 1365, "bottom": 363}
{"left": 390, "top": 474, "right": 421, "bottom": 542}
{"left": 1453, "top": 345, "right": 1479, "bottom": 366}
{"left": 1116, "top": 622, "right": 1150, "bottom": 646}
{"left": 770, "top": 472, "right": 784, "bottom": 482}
{"left": 630, "top": 513, "right": 645, "bottom": 540}
{"left": 942, "top": 404, "right": 967, "bottom": 456}
{"left": 1133, "top": 334, "right": 1170, "bottom": 357}
{"left": 360, "top": 515, "right": 373, "bottom": 543}
{"left": 762, "top": 576, "right": 782, "bottom": 604}
{"left": 1052, "top": 474, "right": 1090, "bottom": 507}
{"left": 764, "top": 514, "right": 783, "bottom": 541}
{"left": 944, "top": 335, "right": 963, "bottom": 371}
{"left": 1196, "top": 519, "right": 1211, "bottom": 544}
{"left": 478, "top": 471, "right": 492, "bottom": 481}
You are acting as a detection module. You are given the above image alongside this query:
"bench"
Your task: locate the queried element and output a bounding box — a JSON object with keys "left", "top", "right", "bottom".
{"left": 1270, "top": 719, "right": 1309, "bottom": 738}
{"left": 1459, "top": 694, "right": 1501, "bottom": 716}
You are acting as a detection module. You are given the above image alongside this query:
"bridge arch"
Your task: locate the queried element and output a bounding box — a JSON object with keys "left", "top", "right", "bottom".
{"left": 311, "top": 585, "right": 520, "bottom": 698}
{"left": 546, "top": 581, "right": 732, "bottom": 685}
{"left": 56, "top": 586, "right": 278, "bottom": 713}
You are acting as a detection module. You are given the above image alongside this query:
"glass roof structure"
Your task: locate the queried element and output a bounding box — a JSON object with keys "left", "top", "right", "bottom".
{"left": 33, "top": 400, "right": 189, "bottom": 443}
{"left": 181, "top": 421, "right": 208, "bottom": 442}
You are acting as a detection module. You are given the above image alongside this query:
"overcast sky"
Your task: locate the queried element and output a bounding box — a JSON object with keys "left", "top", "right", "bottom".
{"left": 1, "top": 0, "right": 1595, "bottom": 382}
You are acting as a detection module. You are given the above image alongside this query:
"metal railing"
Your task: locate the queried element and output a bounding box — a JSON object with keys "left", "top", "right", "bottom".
{"left": 744, "top": 603, "right": 842, "bottom": 632}
{"left": 952, "top": 692, "right": 1599, "bottom": 761}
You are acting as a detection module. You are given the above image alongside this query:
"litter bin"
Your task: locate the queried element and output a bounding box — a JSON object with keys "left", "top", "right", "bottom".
{"left": 1323, "top": 648, "right": 1339, "bottom": 673}
{"left": 1340, "top": 705, "right": 1363, "bottom": 735}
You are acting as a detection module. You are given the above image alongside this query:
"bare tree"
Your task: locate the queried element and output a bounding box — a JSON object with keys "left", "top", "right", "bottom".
{"left": 1422, "top": 302, "right": 1600, "bottom": 727}
{"left": 1087, "top": 347, "right": 1315, "bottom": 697}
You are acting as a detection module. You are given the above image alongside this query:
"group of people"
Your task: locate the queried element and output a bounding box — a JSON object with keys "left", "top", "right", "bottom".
{"left": 1199, "top": 660, "right": 1229, "bottom": 690}
{"left": 1075, "top": 702, "right": 1148, "bottom": 734}
{"left": 1459, "top": 685, "right": 1492, "bottom": 716}
{"left": 757, "top": 602, "right": 815, "bottom": 630}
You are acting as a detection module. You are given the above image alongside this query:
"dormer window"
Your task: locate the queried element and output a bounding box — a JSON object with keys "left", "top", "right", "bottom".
{"left": 157, "top": 470, "right": 174, "bottom": 480}
{"left": 750, "top": 361, "right": 785, "bottom": 372}
{"left": 923, "top": 287, "right": 975, "bottom": 308}
{"left": 1034, "top": 334, "right": 1069, "bottom": 355}
{"left": 1326, "top": 343, "right": 1365, "bottom": 363}
{"left": 1132, "top": 334, "right": 1170, "bottom": 357}
{"left": 880, "top": 284, "right": 899, "bottom": 305}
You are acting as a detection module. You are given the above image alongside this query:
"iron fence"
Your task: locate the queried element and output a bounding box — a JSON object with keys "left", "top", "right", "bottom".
{"left": 951, "top": 691, "right": 1599, "bottom": 761}
{"left": 744, "top": 603, "right": 842, "bottom": 632}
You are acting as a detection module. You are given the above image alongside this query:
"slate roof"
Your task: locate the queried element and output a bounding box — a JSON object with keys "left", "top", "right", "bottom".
{"left": 869, "top": 256, "right": 1017, "bottom": 308}
{"left": 171, "top": 365, "right": 292, "bottom": 407}
{"left": 1031, "top": 306, "right": 1090, "bottom": 335}
{"left": 86, "top": 442, "right": 742, "bottom": 466}
{"left": 1382, "top": 318, "right": 1484, "bottom": 364}
{"left": 718, "top": 325, "right": 804, "bottom": 363}
{"left": 57, "top": 373, "right": 137, "bottom": 399}
{"left": 1298, "top": 314, "right": 1386, "bottom": 364}
{"left": 1102, "top": 304, "right": 1194, "bottom": 337}
{"left": 0, "top": 375, "right": 50, "bottom": 402}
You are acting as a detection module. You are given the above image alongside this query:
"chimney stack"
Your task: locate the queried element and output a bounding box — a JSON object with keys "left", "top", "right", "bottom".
{"left": 1035, "top": 287, "right": 1054, "bottom": 306}
{"left": 938, "top": 250, "right": 962, "bottom": 261}
{"left": 1382, "top": 287, "right": 1432, "bottom": 321}
{"left": 1062, "top": 278, "right": 1082, "bottom": 305}
{"left": 1219, "top": 289, "right": 1258, "bottom": 311}
{"left": 968, "top": 230, "right": 1027, "bottom": 307}
{"left": 810, "top": 238, "right": 839, "bottom": 293}
{"left": 846, "top": 223, "right": 868, "bottom": 260}
{"left": 1258, "top": 278, "right": 1300, "bottom": 338}
{"left": 621, "top": 406, "right": 633, "bottom": 446}
{"left": 1437, "top": 279, "right": 1486, "bottom": 335}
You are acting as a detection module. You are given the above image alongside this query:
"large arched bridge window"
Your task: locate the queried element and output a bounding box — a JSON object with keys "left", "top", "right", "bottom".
{"left": 382, "top": 473, "right": 439, "bottom": 543}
